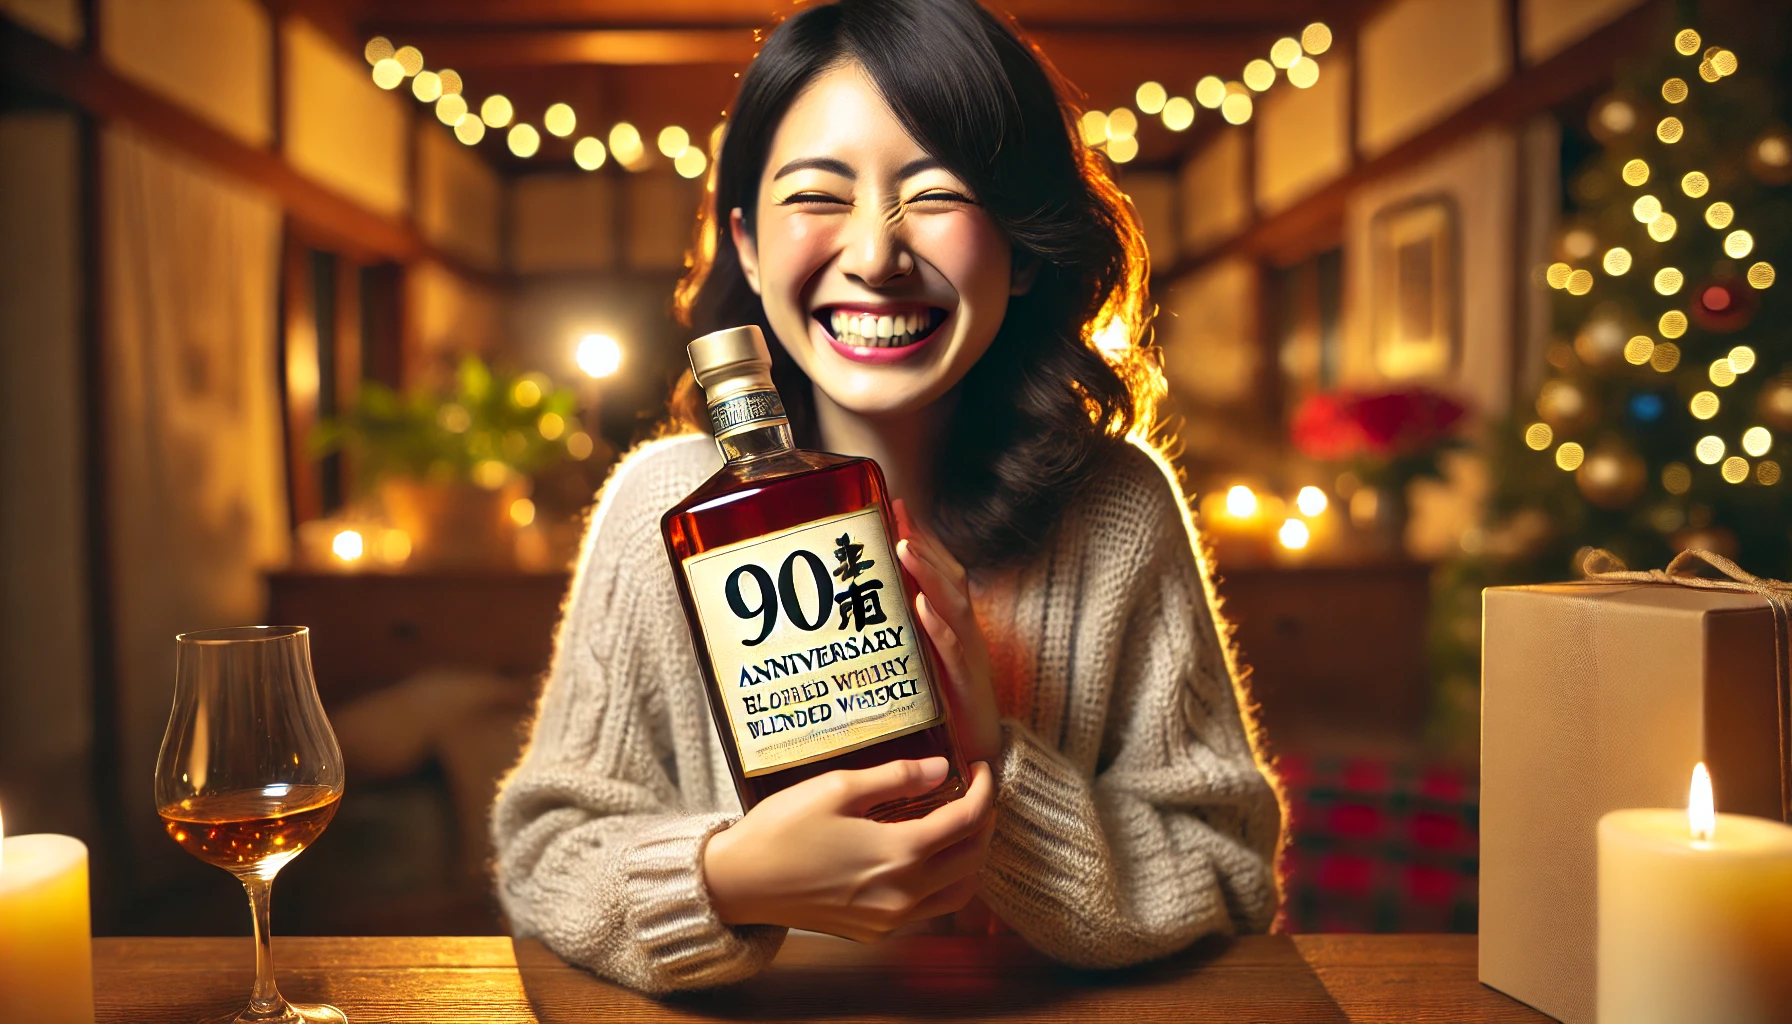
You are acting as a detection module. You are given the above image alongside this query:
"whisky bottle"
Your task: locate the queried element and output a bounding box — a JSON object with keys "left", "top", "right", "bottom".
{"left": 662, "top": 325, "right": 966, "bottom": 821}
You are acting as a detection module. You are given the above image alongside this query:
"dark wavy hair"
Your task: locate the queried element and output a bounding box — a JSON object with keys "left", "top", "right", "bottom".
{"left": 672, "top": 0, "right": 1161, "bottom": 568}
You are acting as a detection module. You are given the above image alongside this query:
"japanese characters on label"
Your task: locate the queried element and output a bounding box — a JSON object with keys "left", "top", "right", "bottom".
{"left": 682, "top": 506, "right": 941, "bottom": 776}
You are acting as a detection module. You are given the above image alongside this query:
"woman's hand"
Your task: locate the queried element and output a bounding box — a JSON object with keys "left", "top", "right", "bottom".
{"left": 703, "top": 758, "right": 995, "bottom": 941}
{"left": 893, "top": 500, "right": 1003, "bottom": 769}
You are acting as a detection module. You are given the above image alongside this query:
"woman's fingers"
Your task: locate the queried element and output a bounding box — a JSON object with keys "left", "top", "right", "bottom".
{"left": 900, "top": 539, "right": 977, "bottom": 626}
{"left": 816, "top": 757, "right": 950, "bottom": 817}
{"left": 906, "top": 870, "right": 985, "bottom": 922}
{"left": 893, "top": 499, "right": 968, "bottom": 589}
{"left": 916, "top": 594, "right": 973, "bottom": 689}
{"left": 898, "top": 760, "right": 995, "bottom": 854}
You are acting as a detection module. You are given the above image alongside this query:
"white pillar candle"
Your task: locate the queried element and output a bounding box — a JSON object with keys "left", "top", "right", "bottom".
{"left": 0, "top": 807, "right": 95, "bottom": 1024}
{"left": 1598, "top": 764, "right": 1792, "bottom": 1024}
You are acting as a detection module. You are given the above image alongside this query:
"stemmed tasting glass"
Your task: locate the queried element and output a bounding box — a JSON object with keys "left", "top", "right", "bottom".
{"left": 154, "top": 626, "right": 347, "bottom": 1024}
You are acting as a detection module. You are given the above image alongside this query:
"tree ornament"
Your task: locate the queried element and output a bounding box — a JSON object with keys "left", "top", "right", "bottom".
{"left": 1689, "top": 277, "right": 1757, "bottom": 333}
{"left": 1536, "top": 378, "right": 1597, "bottom": 432}
{"left": 1574, "top": 441, "right": 1648, "bottom": 509}
{"left": 1758, "top": 374, "right": 1792, "bottom": 432}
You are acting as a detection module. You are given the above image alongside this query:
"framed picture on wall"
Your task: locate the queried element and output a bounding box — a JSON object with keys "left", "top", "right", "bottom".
{"left": 1369, "top": 195, "right": 1459, "bottom": 380}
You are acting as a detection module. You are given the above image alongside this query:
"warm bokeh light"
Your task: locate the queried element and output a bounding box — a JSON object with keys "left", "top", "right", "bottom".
{"left": 1079, "top": 109, "right": 1108, "bottom": 146}
{"left": 331, "top": 529, "right": 364, "bottom": 562}
{"left": 1662, "top": 77, "right": 1688, "bottom": 104}
{"left": 1221, "top": 92, "right": 1253, "bottom": 125}
{"left": 1656, "top": 117, "right": 1683, "bottom": 144}
{"left": 380, "top": 529, "right": 411, "bottom": 565}
{"left": 1760, "top": 461, "right": 1783, "bottom": 486}
{"left": 1161, "top": 97, "right": 1195, "bottom": 131}
{"left": 1545, "top": 262, "right": 1572, "bottom": 289}
{"left": 1295, "top": 486, "right": 1328, "bottom": 516}
{"left": 1712, "top": 49, "right": 1737, "bottom": 76}
{"left": 371, "top": 58, "right": 404, "bottom": 90}
{"left": 674, "top": 146, "right": 709, "bottom": 178}
{"left": 1243, "top": 59, "right": 1275, "bottom": 92}
{"left": 1705, "top": 201, "right": 1733, "bottom": 229}
{"left": 508, "top": 123, "right": 540, "bottom": 158}
{"left": 1742, "top": 426, "right": 1772, "bottom": 457}
{"left": 1621, "top": 158, "right": 1649, "bottom": 186}
{"left": 393, "top": 46, "right": 423, "bottom": 76}
{"left": 509, "top": 498, "right": 536, "bottom": 527}
{"left": 574, "top": 136, "right": 606, "bottom": 170}
{"left": 1724, "top": 230, "right": 1754, "bottom": 258}
{"left": 1301, "top": 22, "right": 1333, "bottom": 55}
{"left": 1747, "top": 262, "right": 1776, "bottom": 289}
{"left": 1556, "top": 442, "right": 1585, "bottom": 471}
{"left": 1566, "top": 269, "right": 1594, "bottom": 295}
{"left": 1106, "top": 107, "right": 1138, "bottom": 140}
{"left": 577, "top": 333, "right": 622, "bottom": 378}
{"left": 1632, "top": 195, "right": 1661, "bottom": 222}
{"left": 1675, "top": 28, "right": 1701, "bottom": 56}
{"left": 610, "top": 122, "right": 645, "bottom": 167}
{"left": 1710, "top": 359, "right": 1737, "bottom": 387}
{"left": 1696, "top": 435, "right": 1725, "bottom": 465}
{"left": 481, "top": 95, "right": 513, "bottom": 128}
{"left": 1650, "top": 341, "right": 1681, "bottom": 372}
{"left": 512, "top": 379, "right": 541, "bottom": 408}
{"left": 1730, "top": 345, "right": 1757, "bottom": 373}
{"left": 412, "top": 70, "right": 441, "bottom": 102}
{"left": 1195, "top": 75, "right": 1226, "bottom": 109}
{"left": 435, "top": 93, "right": 467, "bottom": 127}
{"left": 1225, "top": 485, "right": 1257, "bottom": 518}
{"left": 1278, "top": 518, "right": 1310, "bottom": 550}
{"left": 473, "top": 460, "right": 509, "bottom": 490}
{"left": 1270, "top": 37, "right": 1303, "bottom": 69}
{"left": 1647, "top": 212, "right": 1678, "bottom": 242}
{"left": 1525, "top": 422, "right": 1554, "bottom": 450}
{"left": 537, "top": 412, "right": 565, "bottom": 441}
{"left": 566, "top": 432, "right": 594, "bottom": 460}
{"left": 1653, "top": 267, "right": 1683, "bottom": 295}
{"left": 1681, "top": 170, "right": 1708, "bottom": 197}
{"left": 1623, "top": 336, "right": 1654, "bottom": 365}
{"left": 438, "top": 69, "right": 462, "bottom": 95}
{"left": 1690, "top": 391, "right": 1720, "bottom": 419}
{"left": 364, "top": 36, "right": 394, "bottom": 65}
{"left": 544, "top": 103, "right": 577, "bottom": 137}
{"left": 1602, "top": 247, "right": 1632, "bottom": 276}
{"left": 659, "top": 125, "right": 691, "bottom": 158}
{"left": 454, "top": 116, "right": 485, "bottom": 145}
{"left": 1105, "top": 135, "right": 1138, "bottom": 163}
{"left": 1721, "top": 456, "right": 1749, "bottom": 484}
{"left": 1659, "top": 310, "right": 1687, "bottom": 338}
{"left": 1662, "top": 462, "right": 1692, "bottom": 494}
{"left": 1287, "top": 57, "right": 1320, "bottom": 89}
{"left": 1135, "top": 81, "right": 1167, "bottom": 114}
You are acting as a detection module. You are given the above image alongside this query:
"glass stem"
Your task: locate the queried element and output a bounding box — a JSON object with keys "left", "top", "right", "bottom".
{"left": 243, "top": 876, "right": 287, "bottom": 1015}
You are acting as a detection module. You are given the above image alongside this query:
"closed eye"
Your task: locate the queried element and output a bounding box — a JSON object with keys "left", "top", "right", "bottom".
{"left": 907, "top": 190, "right": 974, "bottom": 205}
{"left": 778, "top": 192, "right": 850, "bottom": 207}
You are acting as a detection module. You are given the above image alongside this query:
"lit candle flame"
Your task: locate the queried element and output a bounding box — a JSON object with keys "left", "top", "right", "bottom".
{"left": 1689, "top": 762, "right": 1715, "bottom": 842}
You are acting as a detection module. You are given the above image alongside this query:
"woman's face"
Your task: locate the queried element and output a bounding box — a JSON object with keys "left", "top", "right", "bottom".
{"left": 732, "top": 62, "right": 1021, "bottom": 418}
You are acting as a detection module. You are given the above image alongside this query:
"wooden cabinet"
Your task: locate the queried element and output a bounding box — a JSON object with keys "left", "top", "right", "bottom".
{"left": 265, "top": 570, "right": 570, "bottom": 708}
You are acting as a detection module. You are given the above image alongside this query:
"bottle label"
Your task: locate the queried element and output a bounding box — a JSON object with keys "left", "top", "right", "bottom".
{"left": 681, "top": 505, "right": 942, "bottom": 777}
{"left": 708, "top": 388, "right": 788, "bottom": 439}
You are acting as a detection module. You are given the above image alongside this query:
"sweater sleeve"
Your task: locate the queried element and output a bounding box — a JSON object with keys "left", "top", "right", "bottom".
{"left": 490, "top": 438, "right": 786, "bottom": 993}
{"left": 977, "top": 445, "right": 1282, "bottom": 968}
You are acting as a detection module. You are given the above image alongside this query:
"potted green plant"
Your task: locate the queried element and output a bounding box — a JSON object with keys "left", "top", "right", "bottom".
{"left": 315, "top": 357, "right": 585, "bottom": 568}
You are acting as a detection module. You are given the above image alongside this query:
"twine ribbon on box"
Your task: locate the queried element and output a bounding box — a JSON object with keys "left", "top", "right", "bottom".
{"left": 1582, "top": 548, "right": 1792, "bottom": 823}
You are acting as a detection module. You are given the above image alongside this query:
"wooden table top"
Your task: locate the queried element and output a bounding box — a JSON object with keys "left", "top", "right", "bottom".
{"left": 95, "top": 933, "right": 1556, "bottom": 1023}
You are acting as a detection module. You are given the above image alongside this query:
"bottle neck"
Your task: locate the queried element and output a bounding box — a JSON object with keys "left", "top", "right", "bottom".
{"left": 718, "top": 420, "right": 796, "bottom": 463}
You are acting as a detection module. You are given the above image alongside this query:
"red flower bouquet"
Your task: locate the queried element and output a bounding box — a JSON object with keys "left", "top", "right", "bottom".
{"left": 1293, "top": 388, "right": 1467, "bottom": 463}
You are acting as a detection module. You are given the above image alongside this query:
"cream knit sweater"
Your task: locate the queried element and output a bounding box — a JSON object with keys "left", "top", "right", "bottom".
{"left": 491, "top": 432, "right": 1280, "bottom": 993}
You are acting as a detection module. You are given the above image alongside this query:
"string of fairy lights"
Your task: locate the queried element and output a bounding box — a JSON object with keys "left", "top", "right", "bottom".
{"left": 362, "top": 37, "right": 716, "bottom": 178}
{"left": 365, "top": 22, "right": 1333, "bottom": 174}
{"left": 1529, "top": 28, "right": 1785, "bottom": 493}
{"left": 1083, "top": 22, "right": 1334, "bottom": 163}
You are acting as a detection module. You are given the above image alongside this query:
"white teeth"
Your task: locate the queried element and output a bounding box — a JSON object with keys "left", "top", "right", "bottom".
{"left": 824, "top": 309, "right": 935, "bottom": 347}
{"left": 876, "top": 315, "right": 892, "bottom": 338}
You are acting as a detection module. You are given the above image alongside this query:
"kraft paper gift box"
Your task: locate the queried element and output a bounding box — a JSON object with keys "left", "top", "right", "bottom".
{"left": 1479, "top": 561, "right": 1791, "bottom": 1024}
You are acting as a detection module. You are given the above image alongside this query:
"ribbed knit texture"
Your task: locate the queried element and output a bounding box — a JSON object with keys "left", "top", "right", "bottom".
{"left": 491, "top": 433, "right": 1280, "bottom": 992}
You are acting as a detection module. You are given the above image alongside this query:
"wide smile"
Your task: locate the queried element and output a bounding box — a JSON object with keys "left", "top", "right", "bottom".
{"left": 813, "top": 304, "right": 949, "bottom": 364}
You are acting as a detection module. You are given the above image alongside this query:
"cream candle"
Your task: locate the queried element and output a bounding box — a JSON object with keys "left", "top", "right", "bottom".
{"left": 1597, "top": 764, "right": 1792, "bottom": 1024}
{"left": 0, "top": 808, "right": 95, "bottom": 1024}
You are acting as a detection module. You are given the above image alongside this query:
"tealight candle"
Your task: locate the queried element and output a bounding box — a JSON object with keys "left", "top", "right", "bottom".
{"left": 1597, "top": 764, "right": 1792, "bottom": 1024}
{"left": 0, "top": 807, "right": 95, "bottom": 1024}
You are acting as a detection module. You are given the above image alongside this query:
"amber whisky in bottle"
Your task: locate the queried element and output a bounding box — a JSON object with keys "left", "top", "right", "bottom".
{"left": 662, "top": 325, "right": 966, "bottom": 821}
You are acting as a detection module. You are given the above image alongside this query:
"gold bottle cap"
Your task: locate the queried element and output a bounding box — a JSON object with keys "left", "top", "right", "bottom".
{"left": 688, "top": 325, "right": 787, "bottom": 438}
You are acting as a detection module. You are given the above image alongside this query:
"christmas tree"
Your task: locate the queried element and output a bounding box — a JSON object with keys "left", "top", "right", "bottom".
{"left": 1431, "top": 25, "right": 1792, "bottom": 747}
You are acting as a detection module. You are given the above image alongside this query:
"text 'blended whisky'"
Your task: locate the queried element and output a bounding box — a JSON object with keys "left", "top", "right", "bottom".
{"left": 662, "top": 325, "right": 965, "bottom": 821}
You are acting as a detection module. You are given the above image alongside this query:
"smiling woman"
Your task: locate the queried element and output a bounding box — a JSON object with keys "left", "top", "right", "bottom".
{"left": 493, "top": 0, "right": 1279, "bottom": 999}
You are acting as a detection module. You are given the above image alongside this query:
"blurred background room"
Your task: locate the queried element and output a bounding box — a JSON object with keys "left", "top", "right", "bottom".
{"left": 2, "top": 0, "right": 1788, "bottom": 941}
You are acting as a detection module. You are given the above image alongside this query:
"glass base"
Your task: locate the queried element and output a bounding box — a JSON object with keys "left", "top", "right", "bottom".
{"left": 204, "top": 1002, "right": 347, "bottom": 1024}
